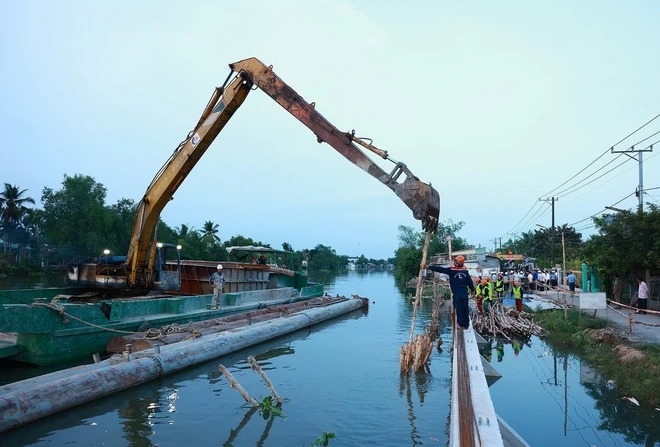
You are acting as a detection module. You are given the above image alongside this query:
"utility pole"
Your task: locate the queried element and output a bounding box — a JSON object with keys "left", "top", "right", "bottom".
{"left": 539, "top": 197, "right": 558, "bottom": 267}
{"left": 561, "top": 231, "right": 567, "bottom": 319}
{"left": 611, "top": 144, "right": 653, "bottom": 213}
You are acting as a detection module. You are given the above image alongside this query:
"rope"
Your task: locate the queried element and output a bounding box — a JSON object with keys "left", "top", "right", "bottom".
{"left": 32, "top": 302, "right": 136, "bottom": 334}
{"left": 143, "top": 323, "right": 202, "bottom": 341}
{"left": 606, "top": 301, "right": 660, "bottom": 328}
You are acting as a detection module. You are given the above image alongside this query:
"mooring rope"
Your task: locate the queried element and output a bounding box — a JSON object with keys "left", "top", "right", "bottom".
{"left": 32, "top": 302, "right": 138, "bottom": 334}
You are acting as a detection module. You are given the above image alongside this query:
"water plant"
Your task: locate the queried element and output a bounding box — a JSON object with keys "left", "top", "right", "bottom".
{"left": 310, "top": 432, "right": 335, "bottom": 446}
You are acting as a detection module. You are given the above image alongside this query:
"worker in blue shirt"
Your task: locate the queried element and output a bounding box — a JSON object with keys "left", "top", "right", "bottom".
{"left": 424, "top": 255, "right": 475, "bottom": 329}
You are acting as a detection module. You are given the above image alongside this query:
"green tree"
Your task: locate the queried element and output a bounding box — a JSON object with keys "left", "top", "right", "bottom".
{"left": 393, "top": 221, "right": 468, "bottom": 284}
{"left": 199, "top": 221, "right": 221, "bottom": 247}
{"left": 106, "top": 198, "right": 137, "bottom": 255}
{"left": 308, "top": 244, "right": 344, "bottom": 271}
{"left": 41, "top": 174, "right": 113, "bottom": 260}
{"left": 584, "top": 205, "right": 660, "bottom": 297}
{"left": 0, "top": 183, "right": 36, "bottom": 254}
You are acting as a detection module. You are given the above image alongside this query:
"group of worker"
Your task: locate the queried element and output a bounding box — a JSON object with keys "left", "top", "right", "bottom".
{"left": 423, "top": 255, "right": 527, "bottom": 330}
{"left": 474, "top": 273, "right": 525, "bottom": 313}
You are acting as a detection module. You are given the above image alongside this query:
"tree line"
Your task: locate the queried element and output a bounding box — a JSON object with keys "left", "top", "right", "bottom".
{"left": 393, "top": 209, "right": 660, "bottom": 297}
{"left": 0, "top": 175, "right": 388, "bottom": 274}
{"left": 3, "top": 175, "right": 659, "bottom": 294}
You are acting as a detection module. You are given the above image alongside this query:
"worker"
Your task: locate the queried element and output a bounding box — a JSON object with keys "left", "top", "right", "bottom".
{"left": 485, "top": 276, "right": 495, "bottom": 304}
{"left": 424, "top": 255, "right": 475, "bottom": 330}
{"left": 511, "top": 280, "right": 524, "bottom": 312}
{"left": 209, "top": 264, "right": 226, "bottom": 309}
{"left": 257, "top": 254, "right": 267, "bottom": 264}
{"left": 475, "top": 277, "right": 488, "bottom": 314}
{"left": 482, "top": 277, "right": 494, "bottom": 314}
{"left": 495, "top": 273, "right": 505, "bottom": 298}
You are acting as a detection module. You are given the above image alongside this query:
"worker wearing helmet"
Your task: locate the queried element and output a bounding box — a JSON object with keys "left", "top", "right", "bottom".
{"left": 511, "top": 280, "right": 523, "bottom": 312}
{"left": 495, "top": 274, "right": 505, "bottom": 298}
{"left": 482, "top": 277, "right": 494, "bottom": 314}
{"left": 424, "top": 255, "right": 475, "bottom": 330}
{"left": 475, "top": 277, "right": 489, "bottom": 314}
{"left": 209, "top": 264, "right": 226, "bottom": 309}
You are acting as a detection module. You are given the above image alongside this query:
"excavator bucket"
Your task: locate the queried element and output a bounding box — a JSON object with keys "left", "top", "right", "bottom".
{"left": 393, "top": 175, "right": 440, "bottom": 233}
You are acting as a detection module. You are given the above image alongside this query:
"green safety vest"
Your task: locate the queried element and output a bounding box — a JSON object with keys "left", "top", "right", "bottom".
{"left": 476, "top": 283, "right": 491, "bottom": 299}
{"left": 512, "top": 286, "right": 523, "bottom": 299}
{"left": 495, "top": 279, "right": 504, "bottom": 292}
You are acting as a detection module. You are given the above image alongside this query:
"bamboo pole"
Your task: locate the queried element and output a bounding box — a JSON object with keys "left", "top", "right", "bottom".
{"left": 400, "top": 230, "right": 433, "bottom": 374}
{"left": 247, "top": 356, "right": 282, "bottom": 404}
{"left": 219, "top": 364, "right": 259, "bottom": 406}
{"left": 408, "top": 231, "right": 432, "bottom": 343}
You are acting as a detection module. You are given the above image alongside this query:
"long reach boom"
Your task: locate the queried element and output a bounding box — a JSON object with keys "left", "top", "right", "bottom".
{"left": 120, "top": 57, "right": 439, "bottom": 290}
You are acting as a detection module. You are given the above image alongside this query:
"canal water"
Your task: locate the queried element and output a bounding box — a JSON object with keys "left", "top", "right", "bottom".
{"left": 1, "top": 271, "right": 658, "bottom": 446}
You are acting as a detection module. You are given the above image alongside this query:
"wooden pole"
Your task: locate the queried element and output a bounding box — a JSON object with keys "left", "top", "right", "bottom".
{"left": 219, "top": 364, "right": 259, "bottom": 406}
{"left": 628, "top": 313, "right": 633, "bottom": 336}
{"left": 446, "top": 236, "right": 455, "bottom": 329}
{"left": 562, "top": 231, "right": 567, "bottom": 320}
{"left": 408, "top": 231, "right": 432, "bottom": 343}
{"left": 247, "top": 356, "right": 282, "bottom": 404}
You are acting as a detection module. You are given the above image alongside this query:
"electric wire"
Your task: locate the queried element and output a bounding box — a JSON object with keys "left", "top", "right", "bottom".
{"left": 500, "top": 114, "right": 660, "bottom": 242}
{"left": 538, "top": 112, "right": 660, "bottom": 199}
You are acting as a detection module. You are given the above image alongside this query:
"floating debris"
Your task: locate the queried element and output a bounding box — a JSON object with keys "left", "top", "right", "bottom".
{"left": 622, "top": 396, "right": 640, "bottom": 406}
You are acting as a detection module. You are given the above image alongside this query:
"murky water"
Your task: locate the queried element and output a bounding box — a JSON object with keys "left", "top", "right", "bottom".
{"left": 1, "top": 271, "right": 658, "bottom": 446}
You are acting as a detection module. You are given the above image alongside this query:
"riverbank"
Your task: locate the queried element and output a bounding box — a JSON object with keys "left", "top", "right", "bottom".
{"left": 536, "top": 304, "right": 660, "bottom": 407}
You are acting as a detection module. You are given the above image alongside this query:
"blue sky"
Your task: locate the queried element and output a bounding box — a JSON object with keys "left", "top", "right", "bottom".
{"left": 1, "top": 1, "right": 659, "bottom": 260}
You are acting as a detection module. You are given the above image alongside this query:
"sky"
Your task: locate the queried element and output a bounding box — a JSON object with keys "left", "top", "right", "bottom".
{"left": 1, "top": 0, "right": 659, "bottom": 260}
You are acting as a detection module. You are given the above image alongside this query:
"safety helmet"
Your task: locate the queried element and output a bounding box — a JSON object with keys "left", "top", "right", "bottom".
{"left": 453, "top": 255, "right": 465, "bottom": 267}
{"left": 217, "top": 264, "right": 223, "bottom": 270}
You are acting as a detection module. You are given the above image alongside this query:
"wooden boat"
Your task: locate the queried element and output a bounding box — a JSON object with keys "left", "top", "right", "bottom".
{"left": 0, "top": 257, "right": 321, "bottom": 366}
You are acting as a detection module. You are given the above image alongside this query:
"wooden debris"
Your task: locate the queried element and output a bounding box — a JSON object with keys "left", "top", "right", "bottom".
{"left": 219, "top": 364, "right": 259, "bottom": 406}
{"left": 247, "top": 356, "right": 282, "bottom": 404}
{"left": 471, "top": 302, "right": 546, "bottom": 339}
{"left": 399, "top": 231, "right": 432, "bottom": 374}
{"left": 400, "top": 231, "right": 443, "bottom": 375}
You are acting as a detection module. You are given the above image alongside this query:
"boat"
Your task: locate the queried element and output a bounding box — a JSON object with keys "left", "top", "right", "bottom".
{"left": 0, "top": 294, "right": 369, "bottom": 433}
{"left": 0, "top": 250, "right": 323, "bottom": 366}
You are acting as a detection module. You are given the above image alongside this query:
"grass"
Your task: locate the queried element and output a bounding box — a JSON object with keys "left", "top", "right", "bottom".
{"left": 535, "top": 309, "right": 660, "bottom": 406}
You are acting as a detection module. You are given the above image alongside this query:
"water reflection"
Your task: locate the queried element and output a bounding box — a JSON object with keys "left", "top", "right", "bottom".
{"left": 0, "top": 272, "right": 66, "bottom": 290}
{"left": 399, "top": 373, "right": 423, "bottom": 446}
{"left": 583, "top": 374, "right": 660, "bottom": 446}
{"left": 484, "top": 334, "right": 660, "bottom": 446}
{"left": 5, "top": 271, "right": 660, "bottom": 447}
{"left": 118, "top": 386, "right": 178, "bottom": 447}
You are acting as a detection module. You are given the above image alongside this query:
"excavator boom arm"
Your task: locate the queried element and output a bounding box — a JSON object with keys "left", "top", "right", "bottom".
{"left": 124, "top": 57, "right": 439, "bottom": 289}
{"left": 231, "top": 58, "right": 439, "bottom": 232}
{"left": 125, "top": 72, "right": 253, "bottom": 287}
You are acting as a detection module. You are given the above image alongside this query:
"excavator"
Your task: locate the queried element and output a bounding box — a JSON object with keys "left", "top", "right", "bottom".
{"left": 67, "top": 57, "right": 440, "bottom": 293}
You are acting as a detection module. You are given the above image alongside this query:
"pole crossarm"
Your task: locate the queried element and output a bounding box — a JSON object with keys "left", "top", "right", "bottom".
{"left": 611, "top": 145, "right": 653, "bottom": 212}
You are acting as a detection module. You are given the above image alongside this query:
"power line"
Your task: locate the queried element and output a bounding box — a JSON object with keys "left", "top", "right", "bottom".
{"left": 503, "top": 115, "right": 660, "bottom": 240}
{"left": 538, "top": 113, "right": 660, "bottom": 199}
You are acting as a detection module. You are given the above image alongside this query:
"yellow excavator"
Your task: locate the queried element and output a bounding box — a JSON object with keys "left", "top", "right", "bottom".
{"left": 67, "top": 57, "right": 440, "bottom": 293}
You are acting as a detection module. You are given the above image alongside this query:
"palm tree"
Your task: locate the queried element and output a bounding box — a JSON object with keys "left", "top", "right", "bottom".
{"left": 0, "top": 183, "right": 36, "bottom": 252}
{"left": 174, "top": 224, "right": 194, "bottom": 243}
{"left": 199, "top": 221, "right": 221, "bottom": 246}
